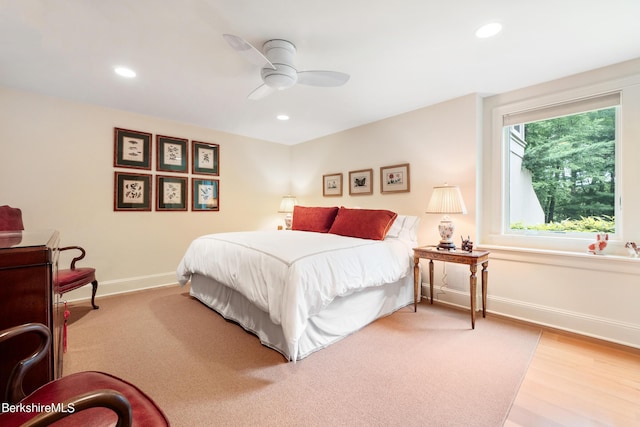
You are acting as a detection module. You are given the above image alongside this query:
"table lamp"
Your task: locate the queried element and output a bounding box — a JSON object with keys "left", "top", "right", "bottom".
{"left": 278, "top": 195, "right": 297, "bottom": 230}
{"left": 426, "top": 184, "right": 467, "bottom": 250}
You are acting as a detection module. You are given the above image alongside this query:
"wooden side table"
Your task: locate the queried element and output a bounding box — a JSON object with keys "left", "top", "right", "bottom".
{"left": 413, "top": 246, "right": 490, "bottom": 329}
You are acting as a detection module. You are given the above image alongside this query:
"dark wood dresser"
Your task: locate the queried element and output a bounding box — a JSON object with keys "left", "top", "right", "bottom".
{"left": 0, "top": 230, "right": 62, "bottom": 401}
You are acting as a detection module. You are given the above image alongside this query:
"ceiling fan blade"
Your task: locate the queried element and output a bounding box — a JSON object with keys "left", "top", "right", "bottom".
{"left": 223, "top": 34, "right": 275, "bottom": 69}
{"left": 248, "top": 84, "right": 276, "bottom": 100}
{"left": 297, "top": 70, "right": 350, "bottom": 87}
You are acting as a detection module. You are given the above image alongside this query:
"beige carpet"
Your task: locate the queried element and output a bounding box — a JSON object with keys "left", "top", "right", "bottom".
{"left": 64, "top": 285, "right": 541, "bottom": 427}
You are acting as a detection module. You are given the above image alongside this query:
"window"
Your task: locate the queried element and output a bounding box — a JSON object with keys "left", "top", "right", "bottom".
{"left": 504, "top": 93, "right": 619, "bottom": 237}
{"left": 481, "top": 88, "right": 632, "bottom": 252}
{"left": 481, "top": 65, "right": 640, "bottom": 256}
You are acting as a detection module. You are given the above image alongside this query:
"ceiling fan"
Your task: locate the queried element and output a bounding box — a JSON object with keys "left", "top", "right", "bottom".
{"left": 223, "top": 34, "right": 350, "bottom": 100}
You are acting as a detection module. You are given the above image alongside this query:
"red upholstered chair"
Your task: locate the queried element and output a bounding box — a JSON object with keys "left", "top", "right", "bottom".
{"left": 0, "top": 323, "right": 170, "bottom": 426}
{"left": 0, "top": 205, "right": 99, "bottom": 309}
{"left": 0, "top": 205, "right": 23, "bottom": 231}
{"left": 56, "top": 246, "right": 100, "bottom": 310}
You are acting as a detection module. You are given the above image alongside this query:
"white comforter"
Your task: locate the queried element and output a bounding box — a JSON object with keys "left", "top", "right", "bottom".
{"left": 176, "top": 230, "right": 413, "bottom": 360}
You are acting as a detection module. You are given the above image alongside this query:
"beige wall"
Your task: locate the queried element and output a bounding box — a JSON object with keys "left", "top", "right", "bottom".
{"left": 291, "top": 93, "right": 480, "bottom": 249}
{"left": 0, "top": 87, "right": 291, "bottom": 296}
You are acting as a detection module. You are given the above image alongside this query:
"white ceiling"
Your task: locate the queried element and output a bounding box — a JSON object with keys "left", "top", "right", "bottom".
{"left": 1, "top": 0, "right": 639, "bottom": 145}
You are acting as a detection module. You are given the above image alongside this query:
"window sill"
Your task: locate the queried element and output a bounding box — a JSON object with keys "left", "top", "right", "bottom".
{"left": 477, "top": 244, "right": 640, "bottom": 275}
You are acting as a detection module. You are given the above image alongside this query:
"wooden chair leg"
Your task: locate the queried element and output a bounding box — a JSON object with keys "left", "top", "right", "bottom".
{"left": 91, "top": 280, "right": 99, "bottom": 310}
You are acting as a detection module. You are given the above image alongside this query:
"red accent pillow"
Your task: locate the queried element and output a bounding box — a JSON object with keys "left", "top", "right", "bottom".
{"left": 292, "top": 206, "right": 339, "bottom": 233}
{"left": 328, "top": 207, "right": 398, "bottom": 240}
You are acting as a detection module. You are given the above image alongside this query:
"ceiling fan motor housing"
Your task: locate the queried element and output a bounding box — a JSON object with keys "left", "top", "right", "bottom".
{"left": 261, "top": 39, "right": 298, "bottom": 89}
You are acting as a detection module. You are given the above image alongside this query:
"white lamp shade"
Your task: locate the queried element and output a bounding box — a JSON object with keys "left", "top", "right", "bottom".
{"left": 278, "top": 195, "right": 297, "bottom": 213}
{"left": 426, "top": 185, "right": 468, "bottom": 214}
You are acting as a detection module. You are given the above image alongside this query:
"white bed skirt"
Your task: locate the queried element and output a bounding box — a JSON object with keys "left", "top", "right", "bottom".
{"left": 189, "top": 273, "right": 416, "bottom": 361}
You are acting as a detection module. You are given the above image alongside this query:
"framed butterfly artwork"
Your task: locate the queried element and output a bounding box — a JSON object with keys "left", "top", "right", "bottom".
{"left": 349, "top": 168, "right": 373, "bottom": 195}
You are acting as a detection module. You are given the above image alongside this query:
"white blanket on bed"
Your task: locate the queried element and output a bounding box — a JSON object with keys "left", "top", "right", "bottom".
{"left": 176, "top": 230, "right": 414, "bottom": 360}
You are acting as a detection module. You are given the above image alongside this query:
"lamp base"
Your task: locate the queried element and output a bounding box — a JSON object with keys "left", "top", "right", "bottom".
{"left": 436, "top": 241, "right": 457, "bottom": 251}
{"left": 437, "top": 218, "right": 457, "bottom": 251}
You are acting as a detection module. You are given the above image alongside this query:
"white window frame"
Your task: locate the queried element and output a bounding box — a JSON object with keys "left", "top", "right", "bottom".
{"left": 481, "top": 74, "right": 640, "bottom": 254}
{"left": 504, "top": 93, "right": 620, "bottom": 239}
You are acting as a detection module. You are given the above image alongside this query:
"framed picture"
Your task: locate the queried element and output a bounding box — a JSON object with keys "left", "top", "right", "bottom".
{"left": 192, "top": 178, "right": 220, "bottom": 211}
{"left": 323, "top": 173, "right": 343, "bottom": 197}
{"left": 192, "top": 141, "right": 219, "bottom": 175}
{"left": 349, "top": 169, "right": 373, "bottom": 195}
{"left": 157, "top": 135, "right": 188, "bottom": 173}
{"left": 156, "top": 175, "right": 187, "bottom": 211}
{"left": 114, "top": 172, "right": 152, "bottom": 211}
{"left": 114, "top": 128, "right": 152, "bottom": 170}
{"left": 380, "top": 163, "right": 411, "bottom": 193}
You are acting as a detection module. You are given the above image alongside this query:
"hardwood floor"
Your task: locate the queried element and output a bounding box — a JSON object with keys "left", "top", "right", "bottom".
{"left": 505, "top": 330, "right": 640, "bottom": 426}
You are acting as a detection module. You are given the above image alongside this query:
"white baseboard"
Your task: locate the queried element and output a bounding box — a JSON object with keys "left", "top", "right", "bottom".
{"left": 421, "top": 283, "right": 640, "bottom": 350}
{"left": 59, "top": 272, "right": 178, "bottom": 304}
{"left": 63, "top": 277, "right": 639, "bottom": 350}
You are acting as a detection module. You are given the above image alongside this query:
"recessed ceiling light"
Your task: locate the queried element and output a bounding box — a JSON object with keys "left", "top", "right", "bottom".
{"left": 277, "top": 114, "right": 290, "bottom": 121}
{"left": 114, "top": 67, "right": 136, "bottom": 78}
{"left": 475, "top": 22, "right": 502, "bottom": 39}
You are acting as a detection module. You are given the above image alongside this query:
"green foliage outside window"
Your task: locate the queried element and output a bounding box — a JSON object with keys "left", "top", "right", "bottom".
{"left": 513, "top": 107, "right": 616, "bottom": 233}
{"left": 511, "top": 215, "right": 615, "bottom": 233}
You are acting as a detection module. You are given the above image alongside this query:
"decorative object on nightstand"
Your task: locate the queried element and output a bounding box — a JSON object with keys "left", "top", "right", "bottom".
{"left": 425, "top": 184, "right": 468, "bottom": 250}
{"left": 461, "top": 235, "right": 473, "bottom": 252}
{"left": 278, "top": 195, "right": 298, "bottom": 230}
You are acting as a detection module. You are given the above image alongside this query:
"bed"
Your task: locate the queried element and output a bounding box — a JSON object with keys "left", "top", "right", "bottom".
{"left": 176, "top": 206, "right": 419, "bottom": 361}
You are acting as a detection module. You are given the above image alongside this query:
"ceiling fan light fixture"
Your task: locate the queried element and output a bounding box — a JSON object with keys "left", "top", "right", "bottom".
{"left": 224, "top": 34, "right": 350, "bottom": 99}
{"left": 261, "top": 64, "right": 298, "bottom": 89}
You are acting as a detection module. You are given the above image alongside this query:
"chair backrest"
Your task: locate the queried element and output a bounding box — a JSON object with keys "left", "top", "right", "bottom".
{"left": 0, "top": 205, "right": 24, "bottom": 231}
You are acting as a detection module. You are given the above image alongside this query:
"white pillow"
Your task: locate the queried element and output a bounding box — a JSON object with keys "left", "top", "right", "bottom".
{"left": 386, "top": 215, "right": 419, "bottom": 243}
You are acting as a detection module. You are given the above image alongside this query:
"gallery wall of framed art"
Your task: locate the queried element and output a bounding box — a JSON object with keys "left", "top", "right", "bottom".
{"left": 322, "top": 163, "right": 410, "bottom": 197}
{"left": 113, "top": 127, "right": 220, "bottom": 212}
